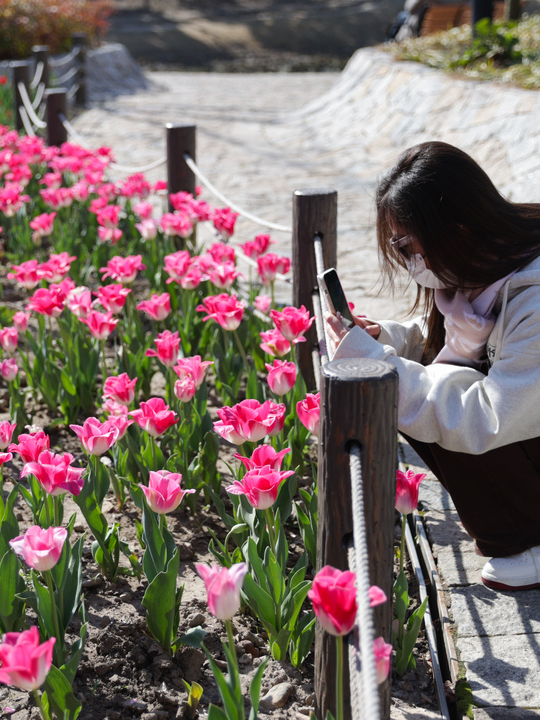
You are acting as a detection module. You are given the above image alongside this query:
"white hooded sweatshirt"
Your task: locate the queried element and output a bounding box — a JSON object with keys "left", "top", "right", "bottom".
{"left": 333, "top": 255, "right": 540, "bottom": 455}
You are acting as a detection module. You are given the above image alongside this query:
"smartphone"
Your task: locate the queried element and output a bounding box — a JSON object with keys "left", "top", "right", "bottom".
{"left": 317, "top": 268, "right": 355, "bottom": 328}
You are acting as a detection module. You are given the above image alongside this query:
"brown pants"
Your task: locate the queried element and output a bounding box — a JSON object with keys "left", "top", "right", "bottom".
{"left": 403, "top": 434, "right": 540, "bottom": 558}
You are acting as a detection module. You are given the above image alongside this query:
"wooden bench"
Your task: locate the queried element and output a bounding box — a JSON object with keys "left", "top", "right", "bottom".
{"left": 420, "top": 1, "right": 508, "bottom": 35}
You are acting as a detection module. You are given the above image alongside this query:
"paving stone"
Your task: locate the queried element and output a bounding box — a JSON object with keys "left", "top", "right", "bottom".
{"left": 450, "top": 585, "right": 540, "bottom": 638}
{"left": 474, "top": 709, "right": 540, "bottom": 719}
{"left": 434, "top": 547, "right": 487, "bottom": 588}
{"left": 459, "top": 634, "right": 540, "bottom": 707}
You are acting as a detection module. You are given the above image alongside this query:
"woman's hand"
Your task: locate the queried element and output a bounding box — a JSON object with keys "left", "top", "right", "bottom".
{"left": 324, "top": 312, "right": 381, "bottom": 355}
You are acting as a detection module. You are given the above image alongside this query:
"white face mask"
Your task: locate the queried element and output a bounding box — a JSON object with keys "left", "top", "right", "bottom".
{"left": 405, "top": 253, "right": 448, "bottom": 290}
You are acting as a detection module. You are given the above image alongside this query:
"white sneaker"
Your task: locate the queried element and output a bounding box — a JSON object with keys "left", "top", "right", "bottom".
{"left": 482, "top": 546, "right": 540, "bottom": 591}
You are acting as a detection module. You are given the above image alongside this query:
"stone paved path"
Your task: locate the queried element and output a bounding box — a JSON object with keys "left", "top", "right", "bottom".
{"left": 76, "top": 45, "right": 540, "bottom": 718}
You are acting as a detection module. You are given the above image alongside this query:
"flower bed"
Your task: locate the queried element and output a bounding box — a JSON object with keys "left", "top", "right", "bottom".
{"left": 0, "top": 125, "right": 437, "bottom": 719}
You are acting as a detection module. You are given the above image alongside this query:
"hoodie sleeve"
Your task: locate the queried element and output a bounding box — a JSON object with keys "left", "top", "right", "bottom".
{"left": 377, "top": 317, "right": 426, "bottom": 362}
{"left": 334, "top": 288, "right": 540, "bottom": 454}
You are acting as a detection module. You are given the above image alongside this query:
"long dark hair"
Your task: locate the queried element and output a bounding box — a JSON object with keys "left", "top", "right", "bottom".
{"left": 376, "top": 141, "right": 540, "bottom": 360}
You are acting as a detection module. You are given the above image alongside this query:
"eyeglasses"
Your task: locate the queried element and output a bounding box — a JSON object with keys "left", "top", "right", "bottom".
{"left": 390, "top": 234, "right": 415, "bottom": 260}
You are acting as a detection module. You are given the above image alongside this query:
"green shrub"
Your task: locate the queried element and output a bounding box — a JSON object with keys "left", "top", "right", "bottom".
{"left": 0, "top": 0, "right": 114, "bottom": 60}
{"left": 0, "top": 74, "right": 13, "bottom": 128}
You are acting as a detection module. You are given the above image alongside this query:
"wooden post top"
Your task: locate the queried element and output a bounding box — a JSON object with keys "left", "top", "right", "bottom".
{"left": 293, "top": 188, "right": 337, "bottom": 197}
{"left": 323, "top": 357, "right": 398, "bottom": 382}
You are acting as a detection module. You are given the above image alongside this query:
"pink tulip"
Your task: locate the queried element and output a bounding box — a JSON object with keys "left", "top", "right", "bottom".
{"left": 0, "top": 420, "right": 16, "bottom": 450}
{"left": 12, "top": 311, "right": 31, "bottom": 332}
{"left": 0, "top": 327, "right": 18, "bottom": 354}
{"left": 369, "top": 585, "right": 388, "bottom": 607}
{"left": 297, "top": 392, "right": 321, "bottom": 436}
{"left": 160, "top": 211, "right": 193, "bottom": 239}
{"left": 173, "top": 356, "right": 213, "bottom": 389}
{"left": 214, "top": 399, "right": 286, "bottom": 445}
{"left": 212, "top": 207, "right": 238, "bottom": 239}
{"left": 257, "top": 253, "right": 291, "bottom": 286}
{"left": 134, "top": 201, "right": 153, "bottom": 219}
{"left": 66, "top": 286, "right": 93, "bottom": 318}
{"left": 103, "top": 373, "right": 137, "bottom": 406}
{"left": 206, "top": 261, "right": 242, "bottom": 290}
{"left": 270, "top": 305, "right": 314, "bottom": 342}
{"left": 139, "top": 470, "right": 195, "bottom": 514}
{"left": 98, "top": 226, "right": 123, "bottom": 244}
{"left": 373, "top": 637, "right": 393, "bottom": 684}
{"left": 135, "top": 218, "right": 158, "bottom": 240}
{"left": 26, "top": 287, "right": 65, "bottom": 317}
{"left": 70, "top": 417, "right": 120, "bottom": 456}
{"left": 174, "top": 375, "right": 197, "bottom": 403}
{"left": 29, "top": 212, "right": 56, "bottom": 243}
{"left": 38, "top": 252, "right": 75, "bottom": 282}
{"left": 8, "top": 260, "right": 41, "bottom": 290}
{"left": 259, "top": 329, "right": 292, "bottom": 358}
{"left": 106, "top": 413, "right": 133, "bottom": 441}
{"left": 9, "top": 430, "right": 50, "bottom": 463}
{"left": 265, "top": 359, "right": 297, "bottom": 396}
{"left": 0, "top": 451, "right": 12, "bottom": 467}
{"left": 136, "top": 293, "right": 171, "bottom": 321}
{"left": 0, "top": 358, "right": 18, "bottom": 382}
{"left": 308, "top": 565, "right": 357, "bottom": 636}
{"left": 195, "top": 562, "right": 248, "bottom": 620}
{"left": 102, "top": 398, "right": 130, "bottom": 417}
{"left": 10, "top": 525, "right": 68, "bottom": 572}
{"left": 93, "top": 284, "right": 131, "bottom": 314}
{"left": 207, "top": 242, "right": 236, "bottom": 265}
{"left": 21, "top": 450, "right": 85, "bottom": 497}
{"left": 253, "top": 294, "right": 272, "bottom": 314}
{"left": 0, "top": 626, "right": 55, "bottom": 691}
{"left": 240, "top": 234, "right": 275, "bottom": 260}
{"left": 180, "top": 266, "right": 204, "bottom": 290}
{"left": 227, "top": 467, "right": 294, "bottom": 509}
{"left": 163, "top": 250, "right": 191, "bottom": 284}
{"left": 96, "top": 204, "right": 122, "bottom": 229}
{"left": 145, "top": 330, "right": 181, "bottom": 367}
{"left": 130, "top": 397, "right": 178, "bottom": 437}
{"left": 196, "top": 293, "right": 245, "bottom": 331}
{"left": 99, "top": 254, "right": 146, "bottom": 284}
{"left": 0, "top": 183, "right": 30, "bottom": 217}
{"left": 395, "top": 469, "right": 426, "bottom": 515}
{"left": 79, "top": 310, "right": 118, "bottom": 341}
{"left": 234, "top": 445, "right": 290, "bottom": 472}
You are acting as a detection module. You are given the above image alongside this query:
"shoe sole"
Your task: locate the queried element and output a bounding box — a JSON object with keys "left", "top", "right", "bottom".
{"left": 482, "top": 577, "right": 540, "bottom": 591}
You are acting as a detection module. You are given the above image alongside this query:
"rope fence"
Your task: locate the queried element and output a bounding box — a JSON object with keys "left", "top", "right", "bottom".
{"left": 48, "top": 45, "right": 80, "bottom": 69}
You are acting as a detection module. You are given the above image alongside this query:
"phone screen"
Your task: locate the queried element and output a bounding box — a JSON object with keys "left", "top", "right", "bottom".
{"left": 319, "top": 269, "right": 355, "bottom": 327}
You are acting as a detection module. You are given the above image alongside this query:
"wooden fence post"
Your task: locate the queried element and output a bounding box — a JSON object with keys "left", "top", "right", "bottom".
{"left": 11, "top": 60, "right": 32, "bottom": 133}
{"left": 71, "top": 33, "right": 87, "bottom": 107}
{"left": 166, "top": 123, "right": 196, "bottom": 208}
{"left": 44, "top": 89, "right": 68, "bottom": 147}
{"left": 32, "top": 46, "right": 50, "bottom": 89}
{"left": 292, "top": 189, "right": 337, "bottom": 392}
{"left": 315, "top": 358, "right": 398, "bottom": 720}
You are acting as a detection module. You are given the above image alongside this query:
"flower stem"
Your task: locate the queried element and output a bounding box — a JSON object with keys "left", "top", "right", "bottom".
{"left": 53, "top": 495, "right": 62, "bottom": 527}
{"left": 100, "top": 339, "right": 108, "bottom": 381}
{"left": 232, "top": 329, "right": 250, "bottom": 374}
{"left": 264, "top": 507, "right": 278, "bottom": 558}
{"left": 400, "top": 514, "right": 407, "bottom": 576}
{"left": 32, "top": 689, "right": 50, "bottom": 720}
{"left": 44, "top": 569, "right": 64, "bottom": 659}
{"left": 335, "top": 634, "right": 344, "bottom": 720}
{"left": 225, "top": 618, "right": 237, "bottom": 662}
